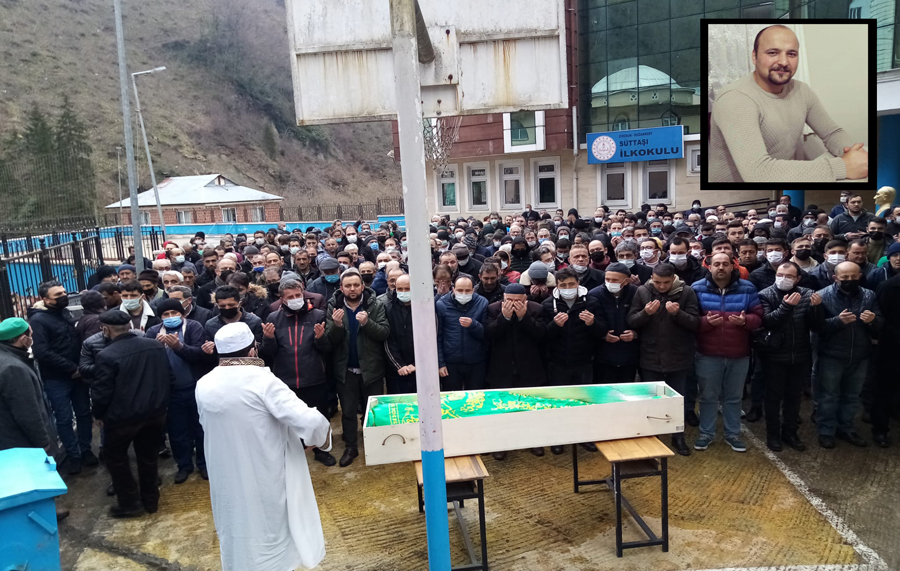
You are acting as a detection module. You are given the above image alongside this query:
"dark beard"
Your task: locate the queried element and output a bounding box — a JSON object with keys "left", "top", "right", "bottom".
{"left": 767, "top": 67, "right": 792, "bottom": 85}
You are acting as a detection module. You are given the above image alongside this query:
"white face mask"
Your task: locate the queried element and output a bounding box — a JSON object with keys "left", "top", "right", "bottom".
{"left": 378, "top": 262, "right": 387, "bottom": 270}
{"left": 286, "top": 298, "right": 306, "bottom": 311}
{"left": 527, "top": 241, "right": 537, "bottom": 248}
{"left": 594, "top": 217, "right": 603, "bottom": 223}
{"left": 545, "top": 261, "right": 555, "bottom": 270}
{"left": 122, "top": 298, "right": 142, "bottom": 311}
{"left": 347, "top": 235, "right": 357, "bottom": 243}
{"left": 454, "top": 292, "right": 472, "bottom": 305}
{"left": 690, "top": 250, "right": 703, "bottom": 259}
{"left": 559, "top": 287, "right": 578, "bottom": 300}
{"left": 766, "top": 251, "right": 784, "bottom": 264}
{"left": 396, "top": 291, "right": 411, "bottom": 303}
{"left": 640, "top": 249, "right": 655, "bottom": 260}
{"left": 501, "top": 261, "right": 508, "bottom": 270}
{"left": 774, "top": 276, "right": 795, "bottom": 291}
{"left": 605, "top": 281, "right": 622, "bottom": 293}
{"left": 620, "top": 258, "right": 635, "bottom": 268}
{"left": 827, "top": 253, "right": 846, "bottom": 265}
{"left": 840, "top": 196, "right": 848, "bottom": 203}
{"left": 175, "top": 255, "right": 185, "bottom": 263}
{"left": 493, "top": 241, "right": 501, "bottom": 247}
{"left": 455, "top": 232, "right": 464, "bottom": 240}
{"left": 773, "top": 221, "right": 783, "bottom": 228}
{"left": 571, "top": 264, "right": 587, "bottom": 273}
{"left": 669, "top": 253, "right": 687, "bottom": 267}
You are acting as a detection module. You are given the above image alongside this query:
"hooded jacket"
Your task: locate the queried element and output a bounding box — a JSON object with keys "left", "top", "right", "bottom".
{"left": 509, "top": 237, "right": 533, "bottom": 274}
{"left": 325, "top": 287, "right": 390, "bottom": 385}
{"left": 817, "top": 282, "right": 882, "bottom": 361}
{"left": 436, "top": 292, "right": 489, "bottom": 366}
{"left": 260, "top": 302, "right": 330, "bottom": 389}
{"left": 758, "top": 283, "right": 823, "bottom": 363}
{"left": 485, "top": 299, "right": 546, "bottom": 388}
{"left": 627, "top": 277, "right": 701, "bottom": 373}
{"left": 28, "top": 301, "right": 80, "bottom": 378}
{"left": 588, "top": 282, "right": 640, "bottom": 367}
{"left": 692, "top": 270, "right": 764, "bottom": 359}
{"left": 541, "top": 286, "right": 603, "bottom": 367}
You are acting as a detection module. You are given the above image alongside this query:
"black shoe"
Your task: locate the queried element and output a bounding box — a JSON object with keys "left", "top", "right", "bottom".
{"left": 818, "top": 435, "right": 836, "bottom": 449}
{"left": 56, "top": 506, "right": 70, "bottom": 521}
{"left": 109, "top": 503, "right": 145, "bottom": 518}
{"left": 550, "top": 445, "right": 564, "bottom": 455}
{"left": 836, "top": 430, "right": 867, "bottom": 447}
{"left": 106, "top": 482, "right": 115, "bottom": 496}
{"left": 66, "top": 459, "right": 82, "bottom": 475}
{"left": 199, "top": 466, "right": 209, "bottom": 480}
{"left": 491, "top": 451, "right": 507, "bottom": 461}
{"left": 766, "top": 437, "right": 783, "bottom": 452}
{"left": 782, "top": 433, "right": 806, "bottom": 452}
{"left": 82, "top": 450, "right": 99, "bottom": 467}
{"left": 158, "top": 446, "right": 172, "bottom": 459}
{"left": 313, "top": 449, "right": 337, "bottom": 466}
{"left": 872, "top": 433, "right": 890, "bottom": 448}
{"left": 530, "top": 447, "right": 545, "bottom": 457}
{"left": 685, "top": 410, "right": 700, "bottom": 427}
{"left": 671, "top": 435, "right": 691, "bottom": 456}
{"left": 745, "top": 406, "right": 763, "bottom": 423}
{"left": 862, "top": 410, "right": 871, "bottom": 424}
{"left": 143, "top": 503, "right": 158, "bottom": 514}
{"left": 174, "top": 469, "right": 192, "bottom": 484}
{"left": 339, "top": 447, "right": 358, "bottom": 467}
{"left": 579, "top": 442, "right": 598, "bottom": 452}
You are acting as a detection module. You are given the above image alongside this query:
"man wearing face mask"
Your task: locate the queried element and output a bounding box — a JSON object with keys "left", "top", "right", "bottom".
{"left": 865, "top": 217, "right": 893, "bottom": 265}
{"left": 587, "top": 240, "right": 609, "bottom": 272}
{"left": 750, "top": 238, "right": 813, "bottom": 291}
{"left": 509, "top": 237, "right": 533, "bottom": 274}
{"left": 383, "top": 274, "right": 419, "bottom": 396}
{"left": 167, "top": 285, "right": 211, "bottom": 327}
{"left": 306, "top": 257, "right": 342, "bottom": 301}
{"left": 809, "top": 225, "right": 832, "bottom": 263}
{"left": 145, "top": 299, "right": 210, "bottom": 483}
{"left": 829, "top": 190, "right": 853, "bottom": 219}
{"left": 436, "top": 276, "right": 489, "bottom": 392}
{"left": 666, "top": 237, "right": 704, "bottom": 285}
{"left": 588, "top": 263, "right": 640, "bottom": 384}
{"left": 569, "top": 244, "right": 605, "bottom": 291}
{"left": 815, "top": 261, "right": 882, "bottom": 449}
{"left": 758, "top": 262, "right": 824, "bottom": 452}
{"left": 258, "top": 279, "right": 335, "bottom": 466}
{"left": 614, "top": 242, "right": 652, "bottom": 285}
{"left": 118, "top": 281, "right": 161, "bottom": 333}
{"left": 787, "top": 210, "right": 819, "bottom": 242}
{"left": 204, "top": 286, "right": 264, "bottom": 346}
{"left": 809, "top": 239, "right": 849, "bottom": 291}
{"left": 197, "top": 258, "right": 238, "bottom": 310}
{"left": 789, "top": 236, "right": 818, "bottom": 272}
{"left": 454, "top": 241, "right": 483, "bottom": 281}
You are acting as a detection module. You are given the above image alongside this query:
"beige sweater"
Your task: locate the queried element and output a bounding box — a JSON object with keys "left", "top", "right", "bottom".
{"left": 709, "top": 73, "right": 854, "bottom": 183}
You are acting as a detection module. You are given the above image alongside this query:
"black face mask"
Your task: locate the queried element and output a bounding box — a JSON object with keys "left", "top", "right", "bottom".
{"left": 869, "top": 231, "right": 884, "bottom": 241}
{"left": 52, "top": 295, "right": 69, "bottom": 309}
{"left": 512, "top": 249, "right": 528, "bottom": 258}
{"left": 143, "top": 289, "right": 156, "bottom": 299}
{"left": 361, "top": 273, "right": 375, "bottom": 285}
{"left": 839, "top": 279, "right": 860, "bottom": 294}
{"left": 590, "top": 251, "right": 605, "bottom": 263}
{"left": 794, "top": 250, "right": 811, "bottom": 261}
{"left": 814, "top": 237, "right": 827, "bottom": 247}
{"left": 219, "top": 306, "right": 240, "bottom": 319}
{"left": 219, "top": 270, "right": 233, "bottom": 282}
{"left": 267, "top": 284, "right": 280, "bottom": 297}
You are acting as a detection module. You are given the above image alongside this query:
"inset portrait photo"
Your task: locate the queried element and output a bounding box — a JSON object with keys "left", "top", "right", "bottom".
{"left": 702, "top": 20, "right": 876, "bottom": 190}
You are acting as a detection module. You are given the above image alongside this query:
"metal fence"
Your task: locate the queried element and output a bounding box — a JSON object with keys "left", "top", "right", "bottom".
{"left": 279, "top": 198, "right": 404, "bottom": 222}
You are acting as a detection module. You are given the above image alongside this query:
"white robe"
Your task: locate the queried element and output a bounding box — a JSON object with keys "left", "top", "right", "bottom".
{"left": 196, "top": 363, "right": 332, "bottom": 571}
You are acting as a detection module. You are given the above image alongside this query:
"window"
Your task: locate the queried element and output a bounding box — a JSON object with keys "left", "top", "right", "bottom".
{"left": 250, "top": 206, "right": 265, "bottom": 222}
{"left": 599, "top": 162, "right": 631, "bottom": 208}
{"left": 503, "top": 111, "right": 545, "bottom": 153}
{"left": 661, "top": 110, "right": 680, "bottom": 127}
{"left": 642, "top": 159, "right": 673, "bottom": 203}
{"left": 139, "top": 211, "right": 151, "bottom": 225}
{"left": 437, "top": 164, "right": 459, "bottom": 213}
{"left": 465, "top": 163, "right": 489, "bottom": 210}
{"left": 176, "top": 210, "right": 192, "bottom": 224}
{"left": 531, "top": 157, "right": 560, "bottom": 208}
{"left": 496, "top": 160, "right": 524, "bottom": 210}
{"left": 613, "top": 114, "right": 630, "bottom": 131}
{"left": 222, "top": 208, "right": 237, "bottom": 222}
{"left": 688, "top": 146, "right": 701, "bottom": 176}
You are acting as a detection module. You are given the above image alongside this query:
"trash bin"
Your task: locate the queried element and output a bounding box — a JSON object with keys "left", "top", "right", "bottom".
{"left": 0, "top": 448, "right": 68, "bottom": 571}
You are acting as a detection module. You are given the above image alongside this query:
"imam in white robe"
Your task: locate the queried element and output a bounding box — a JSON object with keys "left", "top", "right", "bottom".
{"left": 196, "top": 360, "right": 332, "bottom": 571}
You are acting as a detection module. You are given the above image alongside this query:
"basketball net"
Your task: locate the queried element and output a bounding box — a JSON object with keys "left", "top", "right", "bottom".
{"left": 423, "top": 115, "right": 462, "bottom": 175}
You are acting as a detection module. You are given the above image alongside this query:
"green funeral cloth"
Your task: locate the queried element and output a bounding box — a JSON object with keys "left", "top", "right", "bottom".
{"left": 366, "top": 385, "right": 667, "bottom": 427}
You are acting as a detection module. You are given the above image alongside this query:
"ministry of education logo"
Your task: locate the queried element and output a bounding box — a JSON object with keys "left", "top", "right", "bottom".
{"left": 592, "top": 135, "right": 617, "bottom": 161}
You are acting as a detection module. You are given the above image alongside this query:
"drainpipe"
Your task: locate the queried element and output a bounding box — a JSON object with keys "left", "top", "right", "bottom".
{"left": 572, "top": 105, "right": 579, "bottom": 211}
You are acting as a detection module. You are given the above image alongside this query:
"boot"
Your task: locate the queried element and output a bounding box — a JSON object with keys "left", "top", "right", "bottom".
{"left": 782, "top": 432, "right": 806, "bottom": 452}
{"left": 339, "top": 447, "right": 359, "bottom": 467}
{"left": 671, "top": 434, "right": 690, "bottom": 456}
{"left": 745, "top": 406, "right": 763, "bottom": 423}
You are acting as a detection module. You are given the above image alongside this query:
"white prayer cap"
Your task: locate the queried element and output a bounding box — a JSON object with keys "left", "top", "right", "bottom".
{"left": 214, "top": 322, "right": 255, "bottom": 354}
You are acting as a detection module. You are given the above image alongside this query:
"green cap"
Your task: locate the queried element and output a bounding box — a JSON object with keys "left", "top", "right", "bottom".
{"left": 0, "top": 318, "right": 29, "bottom": 341}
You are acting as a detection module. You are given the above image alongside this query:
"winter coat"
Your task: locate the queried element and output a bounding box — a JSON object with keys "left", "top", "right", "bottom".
{"left": 817, "top": 282, "right": 883, "bottom": 361}
{"left": 868, "top": 264, "right": 899, "bottom": 290}
{"left": 79, "top": 331, "right": 110, "bottom": 382}
{"left": 146, "top": 319, "right": 211, "bottom": 389}
{"left": 876, "top": 274, "right": 900, "bottom": 345}
{"left": 588, "top": 283, "right": 640, "bottom": 367}
{"left": 577, "top": 267, "right": 606, "bottom": 291}
{"left": 627, "top": 277, "right": 701, "bottom": 373}
{"left": 692, "top": 270, "right": 764, "bottom": 359}
{"left": 371, "top": 269, "right": 389, "bottom": 296}
{"left": 436, "top": 293, "right": 489, "bottom": 366}
{"left": 241, "top": 288, "right": 272, "bottom": 322}
{"left": 758, "top": 284, "right": 823, "bottom": 363}
{"left": 205, "top": 310, "right": 264, "bottom": 344}
{"left": 260, "top": 304, "right": 329, "bottom": 389}
{"left": 485, "top": 299, "right": 546, "bottom": 388}
{"left": 0, "top": 342, "right": 51, "bottom": 450}
{"left": 748, "top": 263, "right": 817, "bottom": 292}
{"left": 307, "top": 275, "right": 341, "bottom": 302}
{"left": 185, "top": 304, "right": 212, "bottom": 327}
{"left": 325, "top": 287, "right": 390, "bottom": 385}
{"left": 830, "top": 210, "right": 875, "bottom": 240}
{"left": 808, "top": 261, "right": 872, "bottom": 291}
{"left": 92, "top": 332, "right": 174, "bottom": 428}
{"left": 671, "top": 256, "right": 705, "bottom": 286}
{"left": 75, "top": 311, "right": 103, "bottom": 345}
{"left": 383, "top": 296, "right": 417, "bottom": 379}
{"left": 541, "top": 286, "right": 603, "bottom": 367}
{"left": 27, "top": 302, "right": 80, "bottom": 378}
{"left": 475, "top": 281, "right": 506, "bottom": 306}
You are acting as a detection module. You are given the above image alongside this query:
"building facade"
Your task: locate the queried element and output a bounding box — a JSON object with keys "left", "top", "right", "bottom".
{"left": 397, "top": 0, "right": 899, "bottom": 218}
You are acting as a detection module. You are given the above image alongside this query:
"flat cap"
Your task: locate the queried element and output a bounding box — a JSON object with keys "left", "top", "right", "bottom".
{"left": 99, "top": 309, "right": 133, "bottom": 326}
{"left": 605, "top": 262, "right": 632, "bottom": 277}
{"left": 319, "top": 257, "right": 339, "bottom": 271}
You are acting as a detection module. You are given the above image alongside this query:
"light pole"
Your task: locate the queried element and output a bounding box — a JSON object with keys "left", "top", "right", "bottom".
{"left": 132, "top": 66, "right": 167, "bottom": 240}
{"left": 116, "top": 146, "right": 123, "bottom": 224}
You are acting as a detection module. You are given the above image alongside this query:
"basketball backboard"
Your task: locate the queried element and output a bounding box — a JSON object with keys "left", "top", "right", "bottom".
{"left": 285, "top": 0, "right": 569, "bottom": 125}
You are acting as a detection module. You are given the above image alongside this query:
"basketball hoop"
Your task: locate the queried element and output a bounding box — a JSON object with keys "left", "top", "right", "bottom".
{"left": 423, "top": 115, "right": 462, "bottom": 174}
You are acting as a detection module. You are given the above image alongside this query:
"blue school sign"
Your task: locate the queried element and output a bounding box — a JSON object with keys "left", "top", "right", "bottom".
{"left": 587, "top": 125, "right": 684, "bottom": 164}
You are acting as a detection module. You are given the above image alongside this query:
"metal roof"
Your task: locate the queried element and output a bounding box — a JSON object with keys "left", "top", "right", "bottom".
{"left": 105, "top": 174, "right": 284, "bottom": 208}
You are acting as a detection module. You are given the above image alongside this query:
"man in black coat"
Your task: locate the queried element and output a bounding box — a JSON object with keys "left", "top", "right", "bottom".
{"left": 93, "top": 310, "right": 174, "bottom": 518}
{"left": 485, "top": 283, "right": 546, "bottom": 460}
{"left": 588, "top": 263, "right": 640, "bottom": 384}
{"left": 474, "top": 262, "right": 506, "bottom": 305}
{"left": 569, "top": 244, "right": 605, "bottom": 291}
{"left": 383, "top": 274, "right": 418, "bottom": 396}
{"left": 872, "top": 273, "right": 900, "bottom": 447}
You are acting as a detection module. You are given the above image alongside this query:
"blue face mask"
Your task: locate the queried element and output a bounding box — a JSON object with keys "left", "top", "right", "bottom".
{"left": 611, "top": 231, "right": 622, "bottom": 237}
{"left": 651, "top": 228, "right": 661, "bottom": 235}
{"left": 163, "top": 316, "right": 182, "bottom": 329}
{"left": 325, "top": 273, "right": 340, "bottom": 283}
{"left": 253, "top": 266, "right": 264, "bottom": 273}
{"left": 370, "top": 242, "right": 379, "bottom": 251}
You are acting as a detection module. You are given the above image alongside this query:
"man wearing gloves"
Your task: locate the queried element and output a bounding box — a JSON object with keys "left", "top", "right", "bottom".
{"left": 196, "top": 322, "right": 332, "bottom": 571}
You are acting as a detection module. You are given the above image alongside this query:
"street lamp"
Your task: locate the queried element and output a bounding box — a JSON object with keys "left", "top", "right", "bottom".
{"left": 132, "top": 66, "right": 167, "bottom": 239}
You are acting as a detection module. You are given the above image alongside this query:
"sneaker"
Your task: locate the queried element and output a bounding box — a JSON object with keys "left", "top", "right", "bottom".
{"left": 684, "top": 410, "right": 700, "bottom": 427}
{"left": 694, "top": 435, "right": 713, "bottom": 451}
{"left": 82, "top": 450, "right": 99, "bottom": 467}
{"left": 725, "top": 436, "right": 747, "bottom": 452}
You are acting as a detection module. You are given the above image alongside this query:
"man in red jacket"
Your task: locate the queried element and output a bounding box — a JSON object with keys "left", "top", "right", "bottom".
{"left": 692, "top": 253, "right": 763, "bottom": 453}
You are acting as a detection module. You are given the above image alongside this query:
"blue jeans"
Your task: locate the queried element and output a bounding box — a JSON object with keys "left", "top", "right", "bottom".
{"left": 816, "top": 356, "right": 867, "bottom": 436}
{"left": 44, "top": 378, "right": 93, "bottom": 461}
{"left": 695, "top": 354, "right": 749, "bottom": 440}
{"left": 167, "top": 388, "right": 205, "bottom": 472}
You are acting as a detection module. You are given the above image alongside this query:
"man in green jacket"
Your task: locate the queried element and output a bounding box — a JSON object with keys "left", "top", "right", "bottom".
{"left": 325, "top": 268, "right": 390, "bottom": 467}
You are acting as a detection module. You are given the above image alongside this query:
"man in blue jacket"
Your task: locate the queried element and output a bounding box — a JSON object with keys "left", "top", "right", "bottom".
{"left": 436, "top": 276, "right": 489, "bottom": 391}
{"left": 146, "top": 299, "right": 211, "bottom": 484}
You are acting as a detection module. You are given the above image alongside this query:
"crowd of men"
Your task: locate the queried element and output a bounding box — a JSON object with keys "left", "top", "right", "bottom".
{"left": 1, "top": 190, "right": 899, "bottom": 519}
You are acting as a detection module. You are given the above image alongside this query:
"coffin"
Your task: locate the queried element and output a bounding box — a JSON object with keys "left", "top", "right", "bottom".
{"left": 363, "top": 382, "right": 684, "bottom": 466}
